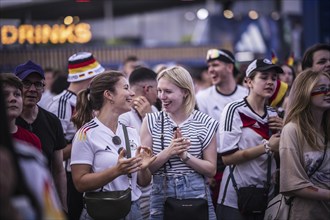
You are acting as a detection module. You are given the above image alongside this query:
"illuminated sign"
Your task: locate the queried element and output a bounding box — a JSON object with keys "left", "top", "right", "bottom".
{"left": 1, "top": 23, "right": 92, "bottom": 45}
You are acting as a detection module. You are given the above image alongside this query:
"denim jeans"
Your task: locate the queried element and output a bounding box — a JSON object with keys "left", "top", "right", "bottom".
{"left": 80, "top": 200, "right": 142, "bottom": 220}
{"left": 150, "top": 172, "right": 216, "bottom": 220}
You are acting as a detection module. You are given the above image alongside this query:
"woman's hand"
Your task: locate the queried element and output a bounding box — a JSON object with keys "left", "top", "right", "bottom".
{"left": 135, "top": 146, "right": 156, "bottom": 170}
{"left": 165, "top": 127, "right": 190, "bottom": 158}
{"left": 116, "top": 148, "right": 142, "bottom": 175}
{"left": 268, "top": 116, "right": 283, "bottom": 134}
{"left": 269, "top": 133, "right": 281, "bottom": 152}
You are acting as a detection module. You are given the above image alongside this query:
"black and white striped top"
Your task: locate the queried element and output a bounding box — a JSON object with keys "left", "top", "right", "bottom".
{"left": 147, "top": 110, "right": 219, "bottom": 175}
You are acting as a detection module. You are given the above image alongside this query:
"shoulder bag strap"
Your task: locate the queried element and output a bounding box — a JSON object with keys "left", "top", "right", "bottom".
{"left": 266, "top": 155, "right": 272, "bottom": 190}
{"left": 122, "top": 124, "right": 132, "bottom": 179}
{"left": 220, "top": 165, "right": 234, "bottom": 205}
{"left": 229, "top": 155, "right": 272, "bottom": 192}
{"left": 160, "top": 111, "right": 172, "bottom": 174}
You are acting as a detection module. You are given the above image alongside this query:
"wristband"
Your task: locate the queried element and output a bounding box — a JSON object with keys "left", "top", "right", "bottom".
{"left": 262, "top": 139, "right": 272, "bottom": 155}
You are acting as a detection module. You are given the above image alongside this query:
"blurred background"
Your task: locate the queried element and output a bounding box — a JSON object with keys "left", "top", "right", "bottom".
{"left": 0, "top": 0, "right": 329, "bottom": 72}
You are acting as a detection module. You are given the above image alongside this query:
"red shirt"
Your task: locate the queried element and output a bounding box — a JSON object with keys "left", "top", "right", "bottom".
{"left": 12, "top": 126, "right": 42, "bottom": 151}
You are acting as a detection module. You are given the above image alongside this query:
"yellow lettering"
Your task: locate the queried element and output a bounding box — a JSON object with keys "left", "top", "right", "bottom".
{"left": 59, "top": 24, "right": 75, "bottom": 43}
{"left": 1, "top": 25, "right": 17, "bottom": 44}
{"left": 50, "top": 24, "right": 60, "bottom": 44}
{"left": 0, "top": 23, "right": 92, "bottom": 45}
{"left": 74, "top": 23, "right": 92, "bottom": 44}
{"left": 42, "top": 24, "right": 52, "bottom": 44}
{"left": 18, "top": 25, "right": 35, "bottom": 44}
{"left": 34, "top": 25, "right": 42, "bottom": 44}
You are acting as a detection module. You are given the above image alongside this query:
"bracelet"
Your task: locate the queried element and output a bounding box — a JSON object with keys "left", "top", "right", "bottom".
{"left": 262, "top": 139, "right": 272, "bottom": 155}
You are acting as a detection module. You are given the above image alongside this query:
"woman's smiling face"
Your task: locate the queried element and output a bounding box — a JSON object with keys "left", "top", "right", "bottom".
{"left": 157, "top": 77, "right": 186, "bottom": 114}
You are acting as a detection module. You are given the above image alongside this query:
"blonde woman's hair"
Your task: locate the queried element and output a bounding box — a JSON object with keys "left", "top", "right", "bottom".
{"left": 157, "top": 66, "right": 196, "bottom": 115}
{"left": 72, "top": 70, "right": 125, "bottom": 129}
{"left": 284, "top": 69, "right": 330, "bottom": 150}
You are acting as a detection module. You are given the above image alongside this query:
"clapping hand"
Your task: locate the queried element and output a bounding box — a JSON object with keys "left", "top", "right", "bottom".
{"left": 135, "top": 146, "right": 156, "bottom": 170}
{"left": 117, "top": 148, "right": 142, "bottom": 175}
{"left": 167, "top": 127, "right": 190, "bottom": 157}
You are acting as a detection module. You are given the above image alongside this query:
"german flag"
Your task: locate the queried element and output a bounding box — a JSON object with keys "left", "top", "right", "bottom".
{"left": 271, "top": 50, "right": 278, "bottom": 64}
{"left": 286, "top": 52, "right": 295, "bottom": 67}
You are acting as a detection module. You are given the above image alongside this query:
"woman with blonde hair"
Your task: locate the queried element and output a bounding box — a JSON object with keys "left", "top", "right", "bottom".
{"left": 70, "top": 70, "right": 156, "bottom": 220}
{"left": 280, "top": 69, "right": 330, "bottom": 220}
{"left": 140, "top": 66, "right": 219, "bottom": 219}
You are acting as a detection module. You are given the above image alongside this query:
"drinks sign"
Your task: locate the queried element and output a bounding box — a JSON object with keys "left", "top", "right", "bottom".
{"left": 1, "top": 23, "right": 92, "bottom": 45}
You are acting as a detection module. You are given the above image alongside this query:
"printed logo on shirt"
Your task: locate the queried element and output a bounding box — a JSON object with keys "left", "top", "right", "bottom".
{"left": 129, "top": 140, "right": 138, "bottom": 151}
{"left": 105, "top": 146, "right": 112, "bottom": 151}
{"left": 252, "top": 122, "right": 260, "bottom": 128}
{"left": 77, "top": 121, "right": 98, "bottom": 141}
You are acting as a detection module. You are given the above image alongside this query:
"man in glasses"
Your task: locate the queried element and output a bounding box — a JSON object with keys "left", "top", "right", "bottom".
{"left": 14, "top": 60, "right": 68, "bottom": 214}
{"left": 196, "top": 49, "right": 248, "bottom": 207}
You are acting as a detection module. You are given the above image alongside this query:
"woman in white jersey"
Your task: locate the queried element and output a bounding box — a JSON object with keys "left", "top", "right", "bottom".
{"left": 280, "top": 69, "right": 330, "bottom": 220}
{"left": 140, "top": 66, "right": 219, "bottom": 220}
{"left": 70, "top": 71, "right": 156, "bottom": 220}
{"left": 216, "top": 59, "right": 283, "bottom": 220}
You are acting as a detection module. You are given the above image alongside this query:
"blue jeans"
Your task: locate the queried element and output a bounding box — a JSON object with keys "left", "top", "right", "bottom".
{"left": 150, "top": 172, "right": 216, "bottom": 220}
{"left": 80, "top": 200, "right": 142, "bottom": 220}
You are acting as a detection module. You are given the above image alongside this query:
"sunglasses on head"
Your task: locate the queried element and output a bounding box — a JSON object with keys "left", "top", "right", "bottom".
{"left": 206, "top": 49, "right": 235, "bottom": 63}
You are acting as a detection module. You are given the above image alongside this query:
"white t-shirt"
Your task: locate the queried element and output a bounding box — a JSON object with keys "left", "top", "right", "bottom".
{"left": 38, "top": 90, "right": 55, "bottom": 110}
{"left": 196, "top": 85, "right": 248, "bottom": 152}
{"left": 119, "top": 105, "right": 158, "bottom": 134}
{"left": 70, "top": 117, "right": 142, "bottom": 201}
{"left": 47, "top": 89, "right": 77, "bottom": 142}
{"left": 217, "top": 98, "right": 277, "bottom": 208}
{"left": 47, "top": 90, "right": 77, "bottom": 172}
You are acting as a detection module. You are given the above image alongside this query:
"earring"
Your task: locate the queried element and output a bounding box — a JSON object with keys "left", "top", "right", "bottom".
{"left": 110, "top": 100, "right": 114, "bottom": 104}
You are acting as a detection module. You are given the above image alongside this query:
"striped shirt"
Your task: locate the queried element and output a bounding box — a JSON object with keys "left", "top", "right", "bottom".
{"left": 146, "top": 110, "right": 219, "bottom": 175}
{"left": 47, "top": 89, "right": 77, "bottom": 172}
{"left": 47, "top": 89, "right": 77, "bottom": 142}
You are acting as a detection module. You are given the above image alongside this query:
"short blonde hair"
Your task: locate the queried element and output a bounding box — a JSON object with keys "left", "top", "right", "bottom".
{"left": 157, "top": 66, "right": 196, "bottom": 115}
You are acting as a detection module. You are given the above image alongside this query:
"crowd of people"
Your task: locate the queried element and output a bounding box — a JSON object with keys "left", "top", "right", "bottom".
{"left": 0, "top": 43, "right": 329, "bottom": 220}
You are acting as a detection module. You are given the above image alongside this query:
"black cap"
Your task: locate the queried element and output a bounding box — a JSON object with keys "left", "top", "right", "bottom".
{"left": 246, "top": 58, "right": 283, "bottom": 77}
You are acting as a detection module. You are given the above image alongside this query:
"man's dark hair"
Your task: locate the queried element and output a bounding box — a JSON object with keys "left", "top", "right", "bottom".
{"left": 51, "top": 75, "right": 70, "bottom": 95}
{"left": 129, "top": 67, "right": 157, "bottom": 85}
{"left": 301, "top": 43, "right": 330, "bottom": 70}
{"left": 124, "top": 55, "right": 138, "bottom": 64}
